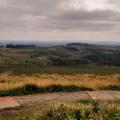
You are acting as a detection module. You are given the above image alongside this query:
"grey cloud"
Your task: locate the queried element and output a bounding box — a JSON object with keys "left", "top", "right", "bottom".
{"left": 110, "top": 0, "right": 120, "bottom": 5}
{"left": 41, "top": 9, "right": 120, "bottom": 32}
{"left": 0, "top": 0, "right": 120, "bottom": 33}
{"left": 51, "top": 10, "right": 120, "bottom": 21}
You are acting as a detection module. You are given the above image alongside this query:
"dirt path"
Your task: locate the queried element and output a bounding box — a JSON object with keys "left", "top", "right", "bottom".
{"left": 0, "top": 91, "right": 120, "bottom": 109}
{"left": 14, "top": 91, "right": 120, "bottom": 106}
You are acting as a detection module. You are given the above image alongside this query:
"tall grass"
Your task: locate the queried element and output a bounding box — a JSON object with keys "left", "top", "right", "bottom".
{"left": 0, "top": 84, "right": 93, "bottom": 96}
{"left": 0, "top": 73, "right": 119, "bottom": 96}
{"left": 42, "top": 102, "right": 120, "bottom": 120}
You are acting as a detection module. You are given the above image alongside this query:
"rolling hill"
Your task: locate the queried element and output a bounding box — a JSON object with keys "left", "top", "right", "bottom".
{"left": 0, "top": 43, "right": 120, "bottom": 67}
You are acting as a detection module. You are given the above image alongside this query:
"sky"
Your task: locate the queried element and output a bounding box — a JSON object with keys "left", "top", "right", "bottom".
{"left": 0, "top": 0, "right": 120, "bottom": 41}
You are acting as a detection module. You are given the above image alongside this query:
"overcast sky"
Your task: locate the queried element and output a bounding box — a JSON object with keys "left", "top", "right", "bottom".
{"left": 0, "top": 0, "right": 120, "bottom": 41}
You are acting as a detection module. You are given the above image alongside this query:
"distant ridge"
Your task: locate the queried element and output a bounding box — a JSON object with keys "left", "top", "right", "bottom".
{"left": 66, "top": 43, "right": 94, "bottom": 46}
{"left": 0, "top": 40, "right": 120, "bottom": 47}
{"left": 0, "top": 42, "right": 120, "bottom": 66}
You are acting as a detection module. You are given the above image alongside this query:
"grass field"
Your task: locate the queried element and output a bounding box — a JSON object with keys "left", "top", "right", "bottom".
{"left": 1, "top": 43, "right": 120, "bottom": 67}
{"left": 0, "top": 45, "right": 120, "bottom": 95}
{"left": 0, "top": 46, "right": 120, "bottom": 119}
{"left": 1, "top": 65, "right": 120, "bottom": 75}
{"left": 0, "top": 72, "right": 119, "bottom": 96}
{"left": 0, "top": 100, "right": 120, "bottom": 120}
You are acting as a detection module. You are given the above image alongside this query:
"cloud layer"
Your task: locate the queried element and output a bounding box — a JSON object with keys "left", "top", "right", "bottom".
{"left": 0, "top": 0, "right": 120, "bottom": 40}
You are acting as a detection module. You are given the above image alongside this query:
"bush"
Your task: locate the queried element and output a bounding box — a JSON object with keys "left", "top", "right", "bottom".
{"left": 42, "top": 103, "right": 120, "bottom": 120}
{"left": 92, "top": 101, "right": 101, "bottom": 114}
{"left": 107, "top": 111, "right": 120, "bottom": 120}
{"left": 46, "top": 104, "right": 73, "bottom": 120}
{"left": 44, "top": 104, "right": 94, "bottom": 120}
{"left": 101, "top": 85, "right": 120, "bottom": 91}
{"left": 74, "top": 109, "right": 93, "bottom": 120}
{"left": 0, "top": 84, "right": 93, "bottom": 96}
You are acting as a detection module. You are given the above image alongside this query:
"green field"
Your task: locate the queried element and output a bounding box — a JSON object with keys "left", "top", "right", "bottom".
{"left": 0, "top": 43, "right": 120, "bottom": 76}
{"left": 0, "top": 65, "right": 120, "bottom": 76}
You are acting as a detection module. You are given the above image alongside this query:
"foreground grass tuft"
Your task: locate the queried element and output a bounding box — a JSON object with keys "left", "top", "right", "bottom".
{"left": 42, "top": 103, "right": 120, "bottom": 120}
{"left": 0, "top": 100, "right": 120, "bottom": 120}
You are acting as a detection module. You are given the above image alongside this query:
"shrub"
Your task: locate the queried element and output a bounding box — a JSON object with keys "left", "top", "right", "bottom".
{"left": 45, "top": 104, "right": 74, "bottom": 120}
{"left": 101, "top": 85, "right": 120, "bottom": 91}
{"left": 74, "top": 109, "right": 93, "bottom": 120}
{"left": 44, "top": 104, "right": 94, "bottom": 120}
{"left": 92, "top": 101, "right": 101, "bottom": 114}
{"left": 41, "top": 103, "right": 120, "bottom": 120}
{"left": 0, "top": 84, "right": 93, "bottom": 96}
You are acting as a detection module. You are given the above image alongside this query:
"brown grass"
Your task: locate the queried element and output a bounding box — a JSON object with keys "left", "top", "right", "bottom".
{"left": 0, "top": 73, "right": 119, "bottom": 91}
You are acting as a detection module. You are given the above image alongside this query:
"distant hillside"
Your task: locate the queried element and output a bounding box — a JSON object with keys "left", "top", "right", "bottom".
{"left": 0, "top": 43, "right": 120, "bottom": 66}
{"left": 66, "top": 43, "right": 91, "bottom": 46}
{"left": 1, "top": 40, "right": 120, "bottom": 47}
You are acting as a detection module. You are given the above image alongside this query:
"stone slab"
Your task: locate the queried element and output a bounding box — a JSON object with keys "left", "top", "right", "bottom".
{"left": 87, "top": 91, "right": 118, "bottom": 101}
{"left": 0, "top": 97, "right": 20, "bottom": 109}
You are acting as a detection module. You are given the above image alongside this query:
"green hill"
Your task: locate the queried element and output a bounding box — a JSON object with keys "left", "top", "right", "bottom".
{"left": 0, "top": 43, "right": 120, "bottom": 67}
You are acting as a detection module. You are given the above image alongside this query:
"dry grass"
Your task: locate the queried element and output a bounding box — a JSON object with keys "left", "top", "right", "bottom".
{"left": 0, "top": 72, "right": 119, "bottom": 91}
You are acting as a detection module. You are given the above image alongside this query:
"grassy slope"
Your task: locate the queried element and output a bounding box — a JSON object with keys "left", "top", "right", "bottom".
{"left": 0, "top": 43, "right": 120, "bottom": 67}
{"left": 0, "top": 100, "right": 120, "bottom": 120}
{"left": 0, "top": 44, "right": 120, "bottom": 95}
